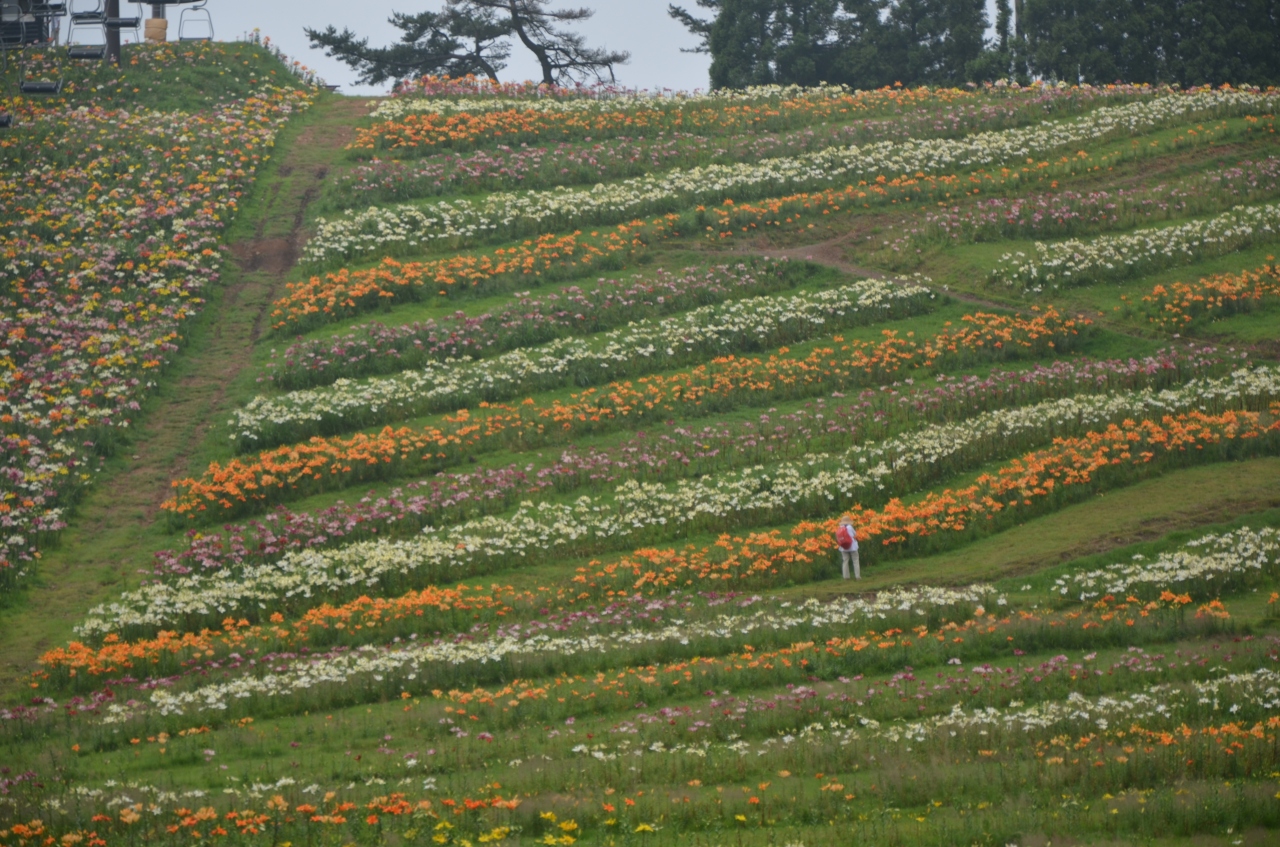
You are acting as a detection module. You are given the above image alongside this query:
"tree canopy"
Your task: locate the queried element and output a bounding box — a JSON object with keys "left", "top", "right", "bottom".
{"left": 671, "top": 0, "right": 993, "bottom": 89}
{"left": 670, "top": 0, "right": 1280, "bottom": 89}
{"left": 306, "top": 0, "right": 629, "bottom": 87}
{"left": 1020, "top": 0, "right": 1280, "bottom": 86}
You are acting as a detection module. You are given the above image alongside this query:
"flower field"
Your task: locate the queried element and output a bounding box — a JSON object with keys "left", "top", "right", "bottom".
{"left": 0, "top": 42, "right": 314, "bottom": 592}
{"left": 3, "top": 66, "right": 1280, "bottom": 847}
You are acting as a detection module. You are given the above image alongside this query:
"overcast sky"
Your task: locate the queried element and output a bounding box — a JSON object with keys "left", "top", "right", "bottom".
{"left": 160, "top": 1, "right": 1001, "bottom": 95}
{"left": 196, "top": 1, "right": 713, "bottom": 94}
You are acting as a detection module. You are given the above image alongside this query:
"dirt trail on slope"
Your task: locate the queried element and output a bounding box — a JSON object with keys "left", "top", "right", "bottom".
{"left": 743, "top": 229, "right": 1280, "bottom": 357}
{"left": 732, "top": 231, "right": 1020, "bottom": 313}
{"left": 717, "top": 138, "right": 1277, "bottom": 323}
{"left": 147, "top": 99, "right": 367, "bottom": 509}
{"left": 0, "top": 96, "right": 372, "bottom": 693}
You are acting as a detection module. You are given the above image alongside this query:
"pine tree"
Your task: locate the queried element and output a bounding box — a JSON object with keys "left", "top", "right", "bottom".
{"left": 306, "top": 0, "right": 628, "bottom": 87}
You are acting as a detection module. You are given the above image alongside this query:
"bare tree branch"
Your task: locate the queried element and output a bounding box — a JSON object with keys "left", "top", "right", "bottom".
{"left": 468, "top": 0, "right": 630, "bottom": 85}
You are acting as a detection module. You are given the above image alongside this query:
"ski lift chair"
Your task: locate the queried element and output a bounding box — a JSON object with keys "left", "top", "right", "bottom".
{"left": 16, "top": 4, "right": 63, "bottom": 96}
{"left": 19, "top": 45, "right": 63, "bottom": 94}
{"left": 64, "top": 0, "right": 104, "bottom": 59}
{"left": 67, "top": 0, "right": 101, "bottom": 24}
{"left": 1, "top": 0, "right": 22, "bottom": 61}
{"left": 0, "top": 1, "right": 20, "bottom": 126}
{"left": 29, "top": 2, "right": 67, "bottom": 44}
{"left": 177, "top": 0, "right": 209, "bottom": 42}
{"left": 105, "top": 0, "right": 141, "bottom": 44}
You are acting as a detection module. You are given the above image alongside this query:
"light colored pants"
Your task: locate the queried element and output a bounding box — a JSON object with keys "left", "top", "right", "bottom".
{"left": 840, "top": 549, "right": 860, "bottom": 580}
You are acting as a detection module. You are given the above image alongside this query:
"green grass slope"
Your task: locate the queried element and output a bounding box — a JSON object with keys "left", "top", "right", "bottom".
{"left": 1, "top": 74, "right": 1279, "bottom": 847}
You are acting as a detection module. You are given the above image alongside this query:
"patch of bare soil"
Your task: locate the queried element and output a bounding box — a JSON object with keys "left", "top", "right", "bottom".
{"left": 733, "top": 227, "right": 1022, "bottom": 313}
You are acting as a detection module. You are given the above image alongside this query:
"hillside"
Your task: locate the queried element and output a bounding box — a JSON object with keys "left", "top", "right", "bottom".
{"left": 2, "top": 52, "right": 1280, "bottom": 847}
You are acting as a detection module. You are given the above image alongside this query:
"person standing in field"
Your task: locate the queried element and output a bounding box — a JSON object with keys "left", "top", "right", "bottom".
{"left": 836, "top": 517, "right": 860, "bottom": 580}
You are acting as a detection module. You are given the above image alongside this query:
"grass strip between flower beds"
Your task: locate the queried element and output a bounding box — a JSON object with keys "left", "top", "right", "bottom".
{"left": 172, "top": 308, "right": 1088, "bottom": 520}
{"left": 151, "top": 350, "right": 1225, "bottom": 580}
{"left": 90, "top": 396, "right": 1280, "bottom": 641}
{"left": 233, "top": 275, "right": 937, "bottom": 448}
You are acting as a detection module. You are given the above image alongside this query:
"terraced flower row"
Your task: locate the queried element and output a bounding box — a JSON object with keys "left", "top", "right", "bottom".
{"left": 1125, "top": 262, "right": 1280, "bottom": 329}
{"left": 1056, "top": 526, "right": 1280, "bottom": 600}
{"left": 355, "top": 83, "right": 987, "bottom": 153}
{"left": 266, "top": 260, "right": 807, "bottom": 390}
{"left": 272, "top": 125, "right": 1214, "bottom": 333}
{"left": 233, "top": 274, "right": 935, "bottom": 445}
{"left": 172, "top": 307, "right": 1086, "bottom": 515}
{"left": 876, "top": 149, "right": 1280, "bottom": 261}
{"left": 39, "top": 517, "right": 1275, "bottom": 722}
{"left": 82, "top": 586, "right": 1000, "bottom": 721}
{"left": 993, "top": 202, "right": 1280, "bottom": 291}
{"left": 155, "top": 350, "right": 1219, "bottom": 577}
{"left": 11, "top": 665, "right": 1277, "bottom": 846}
{"left": 307, "top": 89, "right": 1277, "bottom": 265}
{"left": 368, "top": 81, "right": 942, "bottom": 120}
{"left": 98, "top": 368, "right": 1280, "bottom": 639}
{"left": 42, "top": 572, "right": 1266, "bottom": 727}
{"left": 272, "top": 220, "right": 681, "bottom": 331}
{"left": 52, "top": 515, "right": 1280, "bottom": 696}
{"left": 573, "top": 406, "right": 1279, "bottom": 593}
{"left": 337, "top": 89, "right": 1137, "bottom": 205}
{"left": 275, "top": 163, "right": 967, "bottom": 332}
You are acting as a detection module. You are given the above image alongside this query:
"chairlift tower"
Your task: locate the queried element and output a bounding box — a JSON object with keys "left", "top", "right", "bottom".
{"left": 104, "top": 0, "right": 116, "bottom": 63}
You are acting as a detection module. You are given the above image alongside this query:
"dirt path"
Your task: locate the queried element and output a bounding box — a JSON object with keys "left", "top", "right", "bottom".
{"left": 730, "top": 230, "right": 1027, "bottom": 313}
{"left": 712, "top": 137, "right": 1280, "bottom": 339}
{"left": 0, "top": 95, "right": 370, "bottom": 693}
{"left": 750, "top": 229, "right": 1280, "bottom": 359}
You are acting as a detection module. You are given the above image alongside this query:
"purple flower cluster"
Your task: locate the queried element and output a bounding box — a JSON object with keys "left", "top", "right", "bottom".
{"left": 265, "top": 260, "right": 798, "bottom": 390}
{"left": 875, "top": 156, "right": 1280, "bottom": 259}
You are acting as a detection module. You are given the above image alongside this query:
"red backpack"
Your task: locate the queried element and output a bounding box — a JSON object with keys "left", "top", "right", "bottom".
{"left": 836, "top": 525, "right": 854, "bottom": 549}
